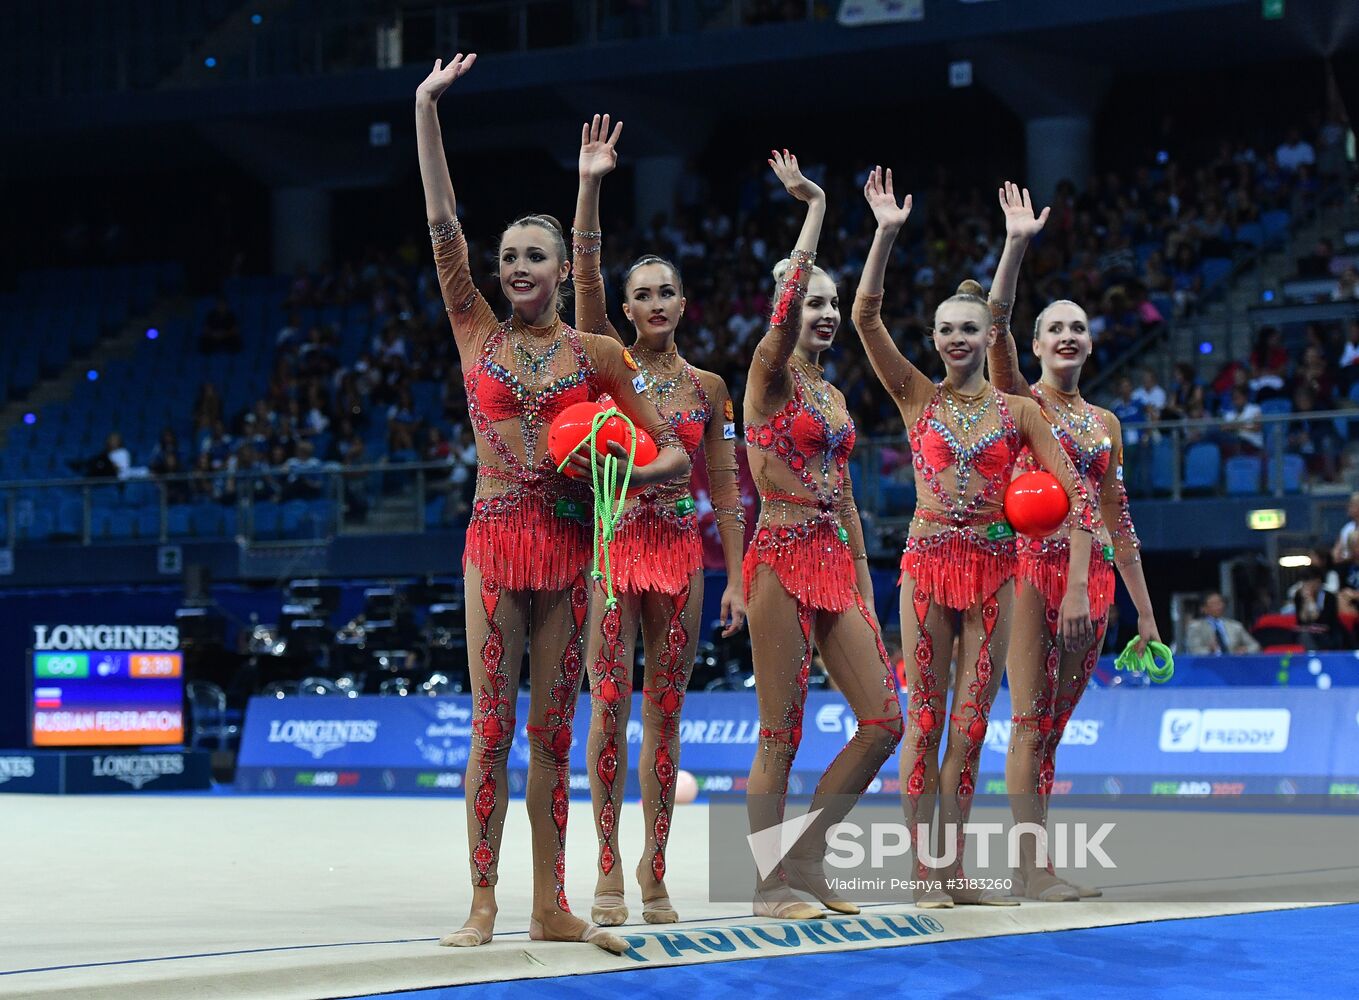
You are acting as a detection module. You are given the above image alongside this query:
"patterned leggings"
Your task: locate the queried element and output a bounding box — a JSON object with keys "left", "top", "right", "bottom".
{"left": 585, "top": 570, "right": 703, "bottom": 895}
{"left": 897, "top": 575, "right": 1015, "bottom": 883}
{"left": 1004, "top": 581, "right": 1108, "bottom": 875}
{"left": 461, "top": 561, "right": 590, "bottom": 917}
{"left": 745, "top": 564, "right": 903, "bottom": 893}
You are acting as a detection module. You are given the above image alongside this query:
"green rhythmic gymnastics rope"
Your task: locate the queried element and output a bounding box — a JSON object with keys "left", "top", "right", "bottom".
{"left": 555, "top": 406, "right": 638, "bottom": 609}
{"left": 1113, "top": 638, "right": 1175, "bottom": 683}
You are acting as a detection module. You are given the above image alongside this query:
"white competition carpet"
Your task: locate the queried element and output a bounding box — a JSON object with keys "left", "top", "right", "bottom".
{"left": 1, "top": 795, "right": 1351, "bottom": 1000}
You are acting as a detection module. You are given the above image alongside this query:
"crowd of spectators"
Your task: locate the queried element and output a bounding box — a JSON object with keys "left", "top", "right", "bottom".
{"left": 133, "top": 116, "right": 1343, "bottom": 525}
{"left": 182, "top": 307, "right": 481, "bottom": 522}
{"left": 1108, "top": 312, "right": 1359, "bottom": 488}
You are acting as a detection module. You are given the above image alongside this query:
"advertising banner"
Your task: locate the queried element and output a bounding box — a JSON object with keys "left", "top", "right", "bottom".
{"left": 0, "top": 749, "right": 211, "bottom": 794}
{"left": 236, "top": 688, "right": 1359, "bottom": 798}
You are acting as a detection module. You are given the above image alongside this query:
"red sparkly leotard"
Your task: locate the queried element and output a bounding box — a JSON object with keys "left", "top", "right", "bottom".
{"left": 988, "top": 340, "right": 1142, "bottom": 618}
{"left": 743, "top": 251, "right": 864, "bottom": 613}
{"left": 851, "top": 292, "right": 1097, "bottom": 611}
{"left": 571, "top": 235, "right": 744, "bottom": 597}
{"left": 432, "top": 221, "right": 681, "bottom": 591}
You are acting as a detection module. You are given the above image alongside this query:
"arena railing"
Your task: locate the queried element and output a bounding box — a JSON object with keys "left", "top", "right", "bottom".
{"left": 0, "top": 408, "right": 1351, "bottom": 548}
{"left": 1116, "top": 407, "right": 1357, "bottom": 501}
{"left": 0, "top": 460, "right": 465, "bottom": 547}
{"left": 850, "top": 407, "right": 1359, "bottom": 527}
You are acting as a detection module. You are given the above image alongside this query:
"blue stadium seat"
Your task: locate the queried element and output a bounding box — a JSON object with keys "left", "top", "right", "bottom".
{"left": 107, "top": 509, "right": 137, "bottom": 540}
{"left": 20, "top": 508, "right": 54, "bottom": 542}
{"left": 56, "top": 497, "right": 84, "bottom": 538}
{"left": 191, "top": 504, "right": 225, "bottom": 537}
{"left": 880, "top": 480, "right": 917, "bottom": 516}
{"left": 1266, "top": 454, "right": 1305, "bottom": 495}
{"left": 1233, "top": 222, "right": 1264, "bottom": 248}
{"left": 425, "top": 494, "right": 446, "bottom": 529}
{"left": 1200, "top": 258, "right": 1234, "bottom": 291}
{"left": 89, "top": 484, "right": 121, "bottom": 509}
{"left": 119, "top": 480, "right": 158, "bottom": 507}
{"left": 412, "top": 382, "right": 442, "bottom": 422}
{"left": 89, "top": 507, "right": 117, "bottom": 539}
{"left": 252, "top": 502, "right": 282, "bottom": 539}
{"left": 1223, "top": 456, "right": 1261, "bottom": 496}
{"left": 167, "top": 505, "right": 193, "bottom": 537}
{"left": 305, "top": 500, "right": 336, "bottom": 537}
{"left": 1150, "top": 439, "right": 1176, "bottom": 494}
{"left": 1260, "top": 209, "right": 1291, "bottom": 246}
{"left": 1183, "top": 442, "right": 1221, "bottom": 494}
{"left": 281, "top": 500, "right": 307, "bottom": 538}
{"left": 136, "top": 508, "right": 162, "bottom": 539}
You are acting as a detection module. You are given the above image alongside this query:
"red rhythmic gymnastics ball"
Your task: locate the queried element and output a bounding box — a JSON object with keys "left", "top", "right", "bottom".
{"left": 594, "top": 416, "right": 658, "bottom": 467}
{"left": 548, "top": 400, "right": 605, "bottom": 478}
{"left": 1004, "top": 471, "right": 1070, "bottom": 537}
{"left": 593, "top": 414, "right": 633, "bottom": 456}
{"left": 632, "top": 426, "right": 658, "bottom": 466}
{"left": 609, "top": 423, "right": 659, "bottom": 498}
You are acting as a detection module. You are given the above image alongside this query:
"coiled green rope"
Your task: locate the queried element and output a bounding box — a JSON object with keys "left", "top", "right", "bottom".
{"left": 555, "top": 406, "right": 638, "bottom": 609}
{"left": 1113, "top": 638, "right": 1175, "bottom": 683}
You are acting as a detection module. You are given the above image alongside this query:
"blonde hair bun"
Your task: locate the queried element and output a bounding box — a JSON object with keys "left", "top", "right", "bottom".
{"left": 956, "top": 278, "right": 985, "bottom": 298}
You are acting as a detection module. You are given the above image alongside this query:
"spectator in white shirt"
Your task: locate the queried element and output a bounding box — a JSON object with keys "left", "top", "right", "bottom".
{"left": 1131, "top": 369, "right": 1168, "bottom": 415}
{"left": 1341, "top": 320, "right": 1359, "bottom": 397}
{"left": 1221, "top": 387, "right": 1264, "bottom": 451}
{"left": 725, "top": 309, "right": 763, "bottom": 347}
{"left": 1275, "top": 129, "right": 1316, "bottom": 172}
{"left": 107, "top": 432, "right": 132, "bottom": 478}
{"left": 1332, "top": 492, "right": 1359, "bottom": 565}
{"left": 1342, "top": 320, "right": 1359, "bottom": 369}
{"left": 1333, "top": 267, "right": 1358, "bottom": 303}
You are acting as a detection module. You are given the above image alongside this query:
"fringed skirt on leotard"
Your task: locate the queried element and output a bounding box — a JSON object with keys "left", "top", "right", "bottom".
{"left": 601, "top": 495, "right": 702, "bottom": 597}
{"left": 899, "top": 522, "right": 1017, "bottom": 612}
{"left": 743, "top": 515, "right": 857, "bottom": 613}
{"left": 1016, "top": 536, "right": 1117, "bottom": 620}
{"left": 464, "top": 488, "right": 593, "bottom": 591}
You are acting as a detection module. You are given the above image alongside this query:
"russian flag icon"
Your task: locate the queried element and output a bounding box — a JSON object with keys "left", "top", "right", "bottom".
{"left": 35, "top": 687, "right": 62, "bottom": 709}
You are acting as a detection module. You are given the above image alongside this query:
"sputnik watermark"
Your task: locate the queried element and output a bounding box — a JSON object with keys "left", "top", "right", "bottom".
{"left": 746, "top": 807, "right": 823, "bottom": 880}
{"left": 749, "top": 814, "right": 1117, "bottom": 876}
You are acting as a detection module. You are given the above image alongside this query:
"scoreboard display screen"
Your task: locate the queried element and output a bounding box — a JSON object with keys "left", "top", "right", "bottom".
{"left": 31, "top": 650, "right": 185, "bottom": 747}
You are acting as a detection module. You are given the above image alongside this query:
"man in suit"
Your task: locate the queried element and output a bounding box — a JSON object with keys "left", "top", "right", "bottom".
{"left": 1184, "top": 593, "right": 1261, "bottom": 655}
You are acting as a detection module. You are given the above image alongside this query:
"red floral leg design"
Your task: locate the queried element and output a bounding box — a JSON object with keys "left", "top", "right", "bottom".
{"left": 1046, "top": 614, "right": 1108, "bottom": 797}
{"left": 1024, "top": 604, "right": 1064, "bottom": 875}
{"left": 745, "top": 572, "right": 816, "bottom": 895}
{"left": 842, "top": 592, "right": 905, "bottom": 793}
{"left": 903, "top": 583, "right": 944, "bottom": 881}
{"left": 1034, "top": 605, "right": 1062, "bottom": 800}
{"left": 525, "top": 572, "right": 590, "bottom": 913}
{"left": 469, "top": 577, "right": 512, "bottom": 887}
{"left": 945, "top": 593, "right": 1000, "bottom": 869}
{"left": 779, "top": 592, "right": 904, "bottom": 911}
{"left": 1035, "top": 615, "right": 1107, "bottom": 892}
{"left": 858, "top": 592, "right": 905, "bottom": 741}
{"left": 1003, "top": 590, "right": 1061, "bottom": 885}
{"left": 758, "top": 599, "right": 814, "bottom": 829}
{"left": 641, "top": 582, "right": 693, "bottom": 885}
{"left": 589, "top": 600, "right": 630, "bottom": 878}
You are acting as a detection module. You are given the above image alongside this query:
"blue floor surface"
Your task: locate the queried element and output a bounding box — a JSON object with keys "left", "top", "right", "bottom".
{"left": 348, "top": 903, "right": 1359, "bottom": 999}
